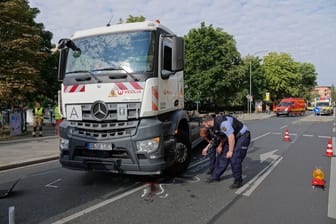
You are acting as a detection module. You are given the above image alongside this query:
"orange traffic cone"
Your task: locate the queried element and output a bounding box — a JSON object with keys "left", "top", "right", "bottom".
{"left": 283, "top": 129, "right": 291, "bottom": 141}
{"left": 325, "top": 139, "right": 334, "bottom": 157}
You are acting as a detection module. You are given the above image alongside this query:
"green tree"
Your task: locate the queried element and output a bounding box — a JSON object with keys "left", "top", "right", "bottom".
{"left": 184, "top": 22, "right": 242, "bottom": 111}
{"left": 331, "top": 84, "right": 336, "bottom": 102}
{"left": 242, "top": 55, "right": 267, "bottom": 103}
{"left": 262, "top": 52, "right": 317, "bottom": 102}
{"left": 296, "top": 62, "right": 317, "bottom": 100}
{"left": 118, "top": 15, "right": 146, "bottom": 24}
{"left": 0, "top": 0, "right": 54, "bottom": 108}
{"left": 263, "top": 52, "right": 302, "bottom": 100}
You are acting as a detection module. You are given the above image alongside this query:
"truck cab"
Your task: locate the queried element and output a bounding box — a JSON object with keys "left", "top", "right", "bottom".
{"left": 56, "top": 21, "right": 202, "bottom": 175}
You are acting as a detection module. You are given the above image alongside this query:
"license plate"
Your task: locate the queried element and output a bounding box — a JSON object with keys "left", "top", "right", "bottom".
{"left": 87, "top": 143, "right": 113, "bottom": 150}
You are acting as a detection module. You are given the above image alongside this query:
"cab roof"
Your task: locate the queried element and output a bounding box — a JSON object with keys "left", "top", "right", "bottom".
{"left": 71, "top": 20, "right": 175, "bottom": 40}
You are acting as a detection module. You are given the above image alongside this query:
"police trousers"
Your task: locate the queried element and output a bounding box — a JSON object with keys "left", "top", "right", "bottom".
{"left": 212, "top": 131, "right": 251, "bottom": 181}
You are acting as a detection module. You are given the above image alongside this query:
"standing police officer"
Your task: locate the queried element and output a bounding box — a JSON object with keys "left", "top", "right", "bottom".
{"left": 203, "top": 114, "right": 251, "bottom": 188}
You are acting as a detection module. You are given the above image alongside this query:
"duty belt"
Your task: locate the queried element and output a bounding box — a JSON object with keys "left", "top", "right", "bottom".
{"left": 236, "top": 130, "right": 250, "bottom": 139}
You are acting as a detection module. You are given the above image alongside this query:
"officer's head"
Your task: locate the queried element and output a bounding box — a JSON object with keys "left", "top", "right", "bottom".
{"left": 202, "top": 115, "right": 214, "bottom": 128}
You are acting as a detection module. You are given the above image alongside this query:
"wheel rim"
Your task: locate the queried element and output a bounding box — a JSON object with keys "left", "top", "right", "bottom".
{"left": 175, "top": 142, "right": 188, "bottom": 163}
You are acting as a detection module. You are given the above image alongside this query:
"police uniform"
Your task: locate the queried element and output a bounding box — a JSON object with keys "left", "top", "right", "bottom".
{"left": 200, "top": 127, "right": 216, "bottom": 174}
{"left": 211, "top": 115, "right": 251, "bottom": 188}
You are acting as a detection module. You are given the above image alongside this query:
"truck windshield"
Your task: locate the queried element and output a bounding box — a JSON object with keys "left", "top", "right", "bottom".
{"left": 65, "top": 31, "right": 154, "bottom": 75}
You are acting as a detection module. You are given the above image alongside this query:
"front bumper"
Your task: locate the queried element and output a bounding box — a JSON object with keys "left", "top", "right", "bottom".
{"left": 59, "top": 118, "right": 174, "bottom": 175}
{"left": 276, "top": 111, "right": 288, "bottom": 115}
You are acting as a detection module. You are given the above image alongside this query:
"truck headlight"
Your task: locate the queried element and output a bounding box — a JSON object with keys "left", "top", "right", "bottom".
{"left": 60, "top": 138, "right": 69, "bottom": 150}
{"left": 285, "top": 108, "right": 288, "bottom": 111}
{"left": 136, "top": 137, "right": 160, "bottom": 154}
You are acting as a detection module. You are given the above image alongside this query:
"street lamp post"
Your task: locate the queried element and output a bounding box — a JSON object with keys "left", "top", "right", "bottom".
{"left": 249, "top": 60, "right": 252, "bottom": 114}
{"left": 248, "top": 49, "right": 268, "bottom": 114}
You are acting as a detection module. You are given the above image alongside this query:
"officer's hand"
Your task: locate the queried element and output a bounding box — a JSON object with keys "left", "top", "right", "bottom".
{"left": 202, "top": 148, "right": 208, "bottom": 156}
{"left": 226, "top": 151, "right": 233, "bottom": 159}
{"left": 216, "top": 146, "right": 222, "bottom": 154}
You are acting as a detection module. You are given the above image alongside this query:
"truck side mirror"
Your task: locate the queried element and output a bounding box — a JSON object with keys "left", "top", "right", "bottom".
{"left": 172, "top": 36, "right": 184, "bottom": 72}
{"left": 57, "top": 39, "right": 80, "bottom": 81}
{"left": 58, "top": 49, "right": 67, "bottom": 81}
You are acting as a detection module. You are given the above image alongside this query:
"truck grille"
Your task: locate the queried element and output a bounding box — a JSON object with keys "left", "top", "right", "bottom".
{"left": 69, "top": 102, "right": 140, "bottom": 140}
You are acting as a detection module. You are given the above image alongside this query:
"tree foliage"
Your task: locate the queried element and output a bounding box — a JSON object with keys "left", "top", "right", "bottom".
{"left": 262, "top": 52, "right": 316, "bottom": 101}
{"left": 0, "top": 0, "right": 56, "bottom": 108}
{"left": 242, "top": 56, "right": 267, "bottom": 102}
{"left": 184, "top": 22, "right": 242, "bottom": 111}
{"left": 0, "top": 6, "right": 320, "bottom": 112}
{"left": 331, "top": 85, "right": 336, "bottom": 102}
{"left": 118, "top": 15, "right": 146, "bottom": 24}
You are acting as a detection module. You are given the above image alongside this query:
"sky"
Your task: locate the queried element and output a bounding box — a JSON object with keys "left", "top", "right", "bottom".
{"left": 28, "top": 0, "right": 336, "bottom": 86}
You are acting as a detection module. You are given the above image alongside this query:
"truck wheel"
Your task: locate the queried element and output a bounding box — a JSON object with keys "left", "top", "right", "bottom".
{"left": 165, "top": 131, "right": 191, "bottom": 176}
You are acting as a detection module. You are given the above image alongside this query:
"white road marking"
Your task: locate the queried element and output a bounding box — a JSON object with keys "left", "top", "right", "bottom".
{"left": 51, "top": 184, "right": 146, "bottom": 224}
{"left": 259, "top": 150, "right": 280, "bottom": 163}
{"left": 45, "top": 178, "right": 62, "bottom": 188}
{"left": 280, "top": 125, "right": 288, "bottom": 129}
{"left": 328, "top": 137, "right": 336, "bottom": 219}
{"left": 302, "top": 134, "right": 314, "bottom": 137}
{"left": 251, "top": 132, "right": 271, "bottom": 142}
{"left": 272, "top": 132, "right": 282, "bottom": 135}
{"left": 318, "top": 136, "right": 332, "bottom": 139}
{"left": 236, "top": 155, "right": 283, "bottom": 197}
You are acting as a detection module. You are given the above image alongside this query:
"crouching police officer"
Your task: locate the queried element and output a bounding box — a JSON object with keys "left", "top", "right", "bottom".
{"left": 203, "top": 114, "right": 251, "bottom": 188}
{"left": 200, "top": 127, "right": 217, "bottom": 175}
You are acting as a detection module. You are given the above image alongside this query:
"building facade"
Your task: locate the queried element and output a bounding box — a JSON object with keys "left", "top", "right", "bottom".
{"left": 313, "top": 86, "right": 331, "bottom": 98}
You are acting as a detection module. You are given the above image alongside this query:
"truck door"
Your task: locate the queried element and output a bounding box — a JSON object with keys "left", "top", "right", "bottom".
{"left": 158, "top": 35, "right": 179, "bottom": 112}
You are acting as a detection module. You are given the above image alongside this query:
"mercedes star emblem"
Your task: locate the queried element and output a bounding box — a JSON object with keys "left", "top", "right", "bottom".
{"left": 91, "top": 101, "right": 108, "bottom": 121}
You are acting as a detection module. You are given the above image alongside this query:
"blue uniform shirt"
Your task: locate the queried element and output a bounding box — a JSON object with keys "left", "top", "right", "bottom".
{"left": 219, "top": 116, "right": 248, "bottom": 137}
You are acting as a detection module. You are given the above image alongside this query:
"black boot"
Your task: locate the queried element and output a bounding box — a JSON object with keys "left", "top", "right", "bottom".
{"left": 205, "top": 177, "right": 220, "bottom": 183}
{"left": 230, "top": 180, "right": 243, "bottom": 189}
{"left": 206, "top": 168, "right": 214, "bottom": 175}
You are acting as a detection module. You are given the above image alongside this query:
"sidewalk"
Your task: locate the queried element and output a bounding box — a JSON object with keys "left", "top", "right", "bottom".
{"left": 237, "top": 112, "right": 275, "bottom": 121}
{"left": 0, "top": 125, "right": 59, "bottom": 171}
{"left": 0, "top": 113, "right": 274, "bottom": 171}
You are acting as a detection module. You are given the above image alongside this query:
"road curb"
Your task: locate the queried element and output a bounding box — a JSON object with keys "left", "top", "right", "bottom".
{"left": 0, "top": 156, "right": 59, "bottom": 172}
{"left": 0, "top": 136, "right": 58, "bottom": 145}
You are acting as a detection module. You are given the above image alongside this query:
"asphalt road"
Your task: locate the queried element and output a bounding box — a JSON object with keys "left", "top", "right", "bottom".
{"left": 0, "top": 113, "right": 335, "bottom": 224}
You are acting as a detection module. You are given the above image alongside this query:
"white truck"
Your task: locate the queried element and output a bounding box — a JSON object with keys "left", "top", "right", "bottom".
{"left": 56, "top": 21, "right": 202, "bottom": 175}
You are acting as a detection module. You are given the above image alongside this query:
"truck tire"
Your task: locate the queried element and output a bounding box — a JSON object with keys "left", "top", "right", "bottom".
{"left": 165, "top": 130, "right": 191, "bottom": 176}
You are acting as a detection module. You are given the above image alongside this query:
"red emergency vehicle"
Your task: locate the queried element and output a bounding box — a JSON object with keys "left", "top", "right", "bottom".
{"left": 276, "top": 98, "right": 306, "bottom": 117}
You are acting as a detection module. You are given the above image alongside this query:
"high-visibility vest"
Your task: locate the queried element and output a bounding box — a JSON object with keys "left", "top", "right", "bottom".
{"left": 34, "top": 107, "right": 44, "bottom": 119}
{"left": 54, "top": 106, "right": 62, "bottom": 120}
